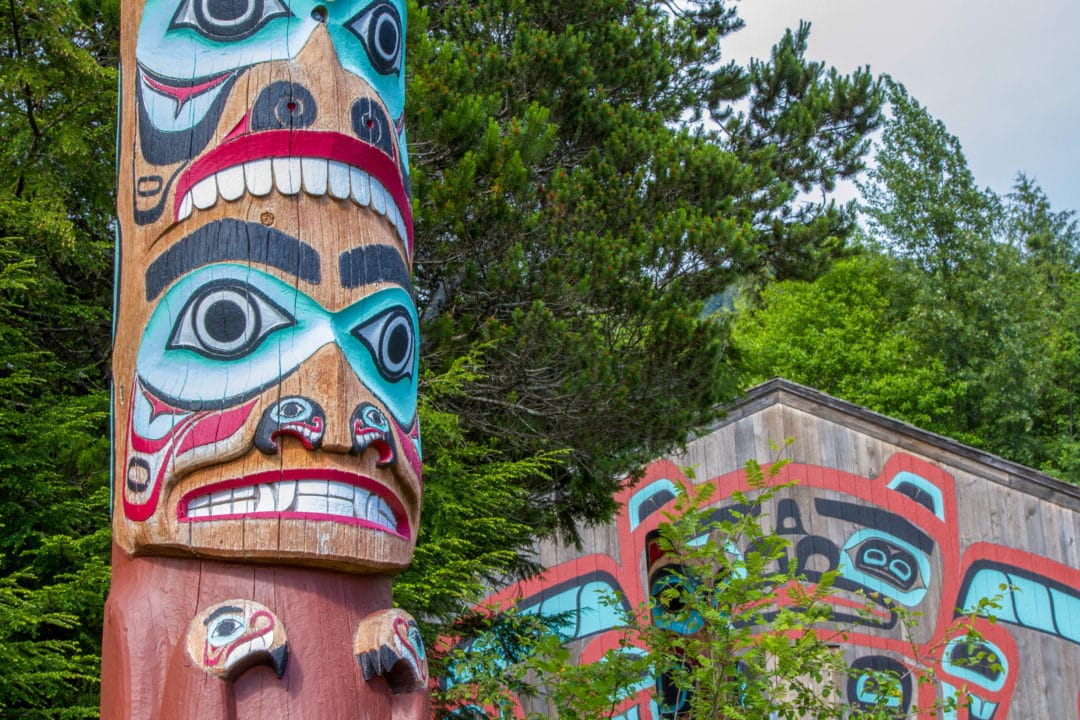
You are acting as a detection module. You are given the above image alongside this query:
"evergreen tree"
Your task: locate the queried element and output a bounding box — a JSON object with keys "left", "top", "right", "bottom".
{"left": 0, "top": 0, "right": 118, "bottom": 714}
{"left": 409, "top": 0, "right": 883, "bottom": 550}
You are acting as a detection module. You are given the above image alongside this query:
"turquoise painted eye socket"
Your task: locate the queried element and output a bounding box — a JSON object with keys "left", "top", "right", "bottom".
{"left": 352, "top": 306, "right": 414, "bottom": 381}
{"left": 170, "top": 0, "right": 291, "bottom": 41}
{"left": 168, "top": 279, "right": 295, "bottom": 360}
{"left": 347, "top": 0, "right": 401, "bottom": 75}
{"left": 137, "top": 0, "right": 408, "bottom": 118}
{"left": 137, "top": 264, "right": 418, "bottom": 425}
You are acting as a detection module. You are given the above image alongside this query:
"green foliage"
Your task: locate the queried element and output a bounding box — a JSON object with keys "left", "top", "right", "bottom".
{"left": 0, "top": 0, "right": 117, "bottom": 715}
{"left": 397, "top": 353, "right": 569, "bottom": 621}
{"left": 735, "top": 80, "right": 1080, "bottom": 481}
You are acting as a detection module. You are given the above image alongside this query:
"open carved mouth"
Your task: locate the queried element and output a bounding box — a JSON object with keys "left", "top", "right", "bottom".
{"left": 178, "top": 469, "right": 410, "bottom": 539}
{"left": 173, "top": 130, "right": 414, "bottom": 254}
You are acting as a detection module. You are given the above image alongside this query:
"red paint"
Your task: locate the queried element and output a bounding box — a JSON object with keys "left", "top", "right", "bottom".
{"left": 175, "top": 399, "right": 257, "bottom": 455}
{"left": 101, "top": 547, "right": 425, "bottom": 720}
{"left": 477, "top": 454, "right": 995, "bottom": 719}
{"left": 204, "top": 609, "right": 275, "bottom": 669}
{"left": 392, "top": 417, "right": 423, "bottom": 482}
{"left": 141, "top": 70, "right": 234, "bottom": 109}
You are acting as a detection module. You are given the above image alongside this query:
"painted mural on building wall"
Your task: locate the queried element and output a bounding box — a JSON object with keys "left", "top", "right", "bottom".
{"left": 482, "top": 453, "right": 1080, "bottom": 719}
{"left": 102, "top": 0, "right": 426, "bottom": 715}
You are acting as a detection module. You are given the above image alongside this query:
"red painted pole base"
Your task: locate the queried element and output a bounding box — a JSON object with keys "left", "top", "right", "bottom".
{"left": 101, "top": 544, "right": 428, "bottom": 719}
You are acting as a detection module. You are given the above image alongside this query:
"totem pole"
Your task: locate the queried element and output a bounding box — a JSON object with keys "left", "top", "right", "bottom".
{"left": 102, "top": 0, "right": 426, "bottom": 715}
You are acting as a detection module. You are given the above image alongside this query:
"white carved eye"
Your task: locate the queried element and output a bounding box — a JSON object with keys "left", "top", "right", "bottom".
{"left": 207, "top": 612, "right": 246, "bottom": 648}
{"left": 170, "top": 0, "right": 291, "bottom": 41}
{"left": 347, "top": 0, "right": 402, "bottom": 75}
{"left": 352, "top": 306, "right": 414, "bottom": 381}
{"left": 168, "top": 280, "right": 294, "bottom": 360}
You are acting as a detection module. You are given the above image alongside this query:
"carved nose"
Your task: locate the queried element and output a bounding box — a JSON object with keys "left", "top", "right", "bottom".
{"left": 259, "top": 345, "right": 396, "bottom": 463}
{"left": 251, "top": 81, "right": 317, "bottom": 131}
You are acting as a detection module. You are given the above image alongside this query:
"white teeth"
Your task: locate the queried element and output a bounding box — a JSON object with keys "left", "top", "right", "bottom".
{"left": 370, "top": 182, "right": 387, "bottom": 215}
{"left": 177, "top": 193, "right": 193, "bottom": 221}
{"left": 191, "top": 176, "right": 217, "bottom": 210}
{"left": 273, "top": 157, "right": 303, "bottom": 195}
{"left": 327, "top": 482, "right": 354, "bottom": 500}
{"left": 388, "top": 201, "right": 405, "bottom": 241}
{"left": 217, "top": 165, "right": 245, "bottom": 201}
{"left": 295, "top": 494, "right": 329, "bottom": 514}
{"left": 328, "top": 161, "right": 351, "bottom": 199}
{"left": 297, "top": 479, "right": 329, "bottom": 497}
{"left": 257, "top": 483, "right": 276, "bottom": 510}
{"left": 174, "top": 158, "right": 408, "bottom": 245}
{"left": 327, "top": 497, "right": 354, "bottom": 516}
{"left": 244, "top": 159, "right": 273, "bottom": 196}
{"left": 301, "top": 157, "right": 328, "bottom": 195}
{"left": 185, "top": 480, "right": 399, "bottom": 532}
{"left": 350, "top": 166, "right": 371, "bottom": 206}
{"left": 276, "top": 480, "right": 297, "bottom": 510}
{"left": 232, "top": 498, "right": 256, "bottom": 514}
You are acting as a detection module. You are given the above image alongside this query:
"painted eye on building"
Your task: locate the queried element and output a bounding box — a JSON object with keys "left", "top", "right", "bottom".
{"left": 853, "top": 538, "right": 921, "bottom": 591}
{"left": 168, "top": 280, "right": 295, "bottom": 360}
{"left": 352, "top": 306, "right": 415, "bottom": 381}
{"left": 169, "top": 0, "right": 291, "bottom": 41}
{"left": 347, "top": 0, "right": 403, "bottom": 75}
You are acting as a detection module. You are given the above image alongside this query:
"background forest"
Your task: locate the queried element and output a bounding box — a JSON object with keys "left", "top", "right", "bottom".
{"left": 0, "top": 0, "right": 1077, "bottom": 715}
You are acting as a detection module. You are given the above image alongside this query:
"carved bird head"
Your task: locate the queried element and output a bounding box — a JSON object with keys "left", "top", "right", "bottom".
{"left": 186, "top": 599, "right": 288, "bottom": 680}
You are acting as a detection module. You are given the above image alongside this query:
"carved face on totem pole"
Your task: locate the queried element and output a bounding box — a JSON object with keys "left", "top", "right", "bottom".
{"left": 113, "top": 0, "right": 419, "bottom": 572}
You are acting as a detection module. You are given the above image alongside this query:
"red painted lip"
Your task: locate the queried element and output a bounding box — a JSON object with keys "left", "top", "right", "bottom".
{"left": 173, "top": 129, "right": 414, "bottom": 252}
{"left": 177, "top": 468, "right": 411, "bottom": 540}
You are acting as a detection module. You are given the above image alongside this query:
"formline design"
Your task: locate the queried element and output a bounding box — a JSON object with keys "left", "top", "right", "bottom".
{"left": 102, "top": 0, "right": 427, "bottom": 716}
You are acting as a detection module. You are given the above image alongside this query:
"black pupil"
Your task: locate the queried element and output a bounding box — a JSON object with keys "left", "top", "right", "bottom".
{"left": 386, "top": 322, "right": 409, "bottom": 366}
{"left": 213, "top": 619, "right": 241, "bottom": 638}
{"left": 206, "top": 0, "right": 252, "bottom": 22}
{"left": 375, "top": 13, "right": 398, "bottom": 58}
{"left": 205, "top": 299, "right": 249, "bottom": 344}
{"left": 282, "top": 401, "right": 304, "bottom": 419}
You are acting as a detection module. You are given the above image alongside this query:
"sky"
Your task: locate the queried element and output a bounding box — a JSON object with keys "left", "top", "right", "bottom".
{"left": 722, "top": 0, "right": 1080, "bottom": 214}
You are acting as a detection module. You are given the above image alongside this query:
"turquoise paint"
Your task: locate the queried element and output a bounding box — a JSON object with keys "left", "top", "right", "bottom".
{"left": 520, "top": 579, "right": 626, "bottom": 641}
{"left": 887, "top": 471, "right": 945, "bottom": 521}
{"left": 628, "top": 479, "right": 676, "bottom": 531}
{"left": 136, "top": 263, "right": 417, "bottom": 425}
{"left": 838, "top": 528, "right": 930, "bottom": 607}
{"left": 136, "top": 0, "right": 407, "bottom": 122}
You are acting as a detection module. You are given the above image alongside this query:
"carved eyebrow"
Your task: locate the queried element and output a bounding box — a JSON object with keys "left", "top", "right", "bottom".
{"left": 204, "top": 605, "right": 245, "bottom": 625}
{"left": 145, "top": 219, "right": 321, "bottom": 300}
{"left": 338, "top": 244, "right": 412, "bottom": 292}
{"left": 814, "top": 498, "right": 935, "bottom": 555}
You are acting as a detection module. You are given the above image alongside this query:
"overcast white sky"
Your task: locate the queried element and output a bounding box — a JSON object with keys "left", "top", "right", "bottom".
{"left": 723, "top": 0, "right": 1080, "bottom": 213}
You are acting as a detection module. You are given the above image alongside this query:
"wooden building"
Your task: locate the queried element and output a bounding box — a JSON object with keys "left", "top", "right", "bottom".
{"left": 482, "top": 379, "right": 1080, "bottom": 719}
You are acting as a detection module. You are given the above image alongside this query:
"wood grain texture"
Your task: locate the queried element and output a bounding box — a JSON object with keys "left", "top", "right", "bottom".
{"left": 106, "top": 0, "right": 426, "bottom": 714}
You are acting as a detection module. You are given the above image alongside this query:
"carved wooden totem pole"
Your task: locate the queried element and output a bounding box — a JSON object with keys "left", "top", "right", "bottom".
{"left": 102, "top": 0, "right": 427, "bottom": 715}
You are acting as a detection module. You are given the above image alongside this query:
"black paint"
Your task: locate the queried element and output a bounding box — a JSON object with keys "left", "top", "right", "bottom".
{"left": 145, "top": 219, "right": 321, "bottom": 300}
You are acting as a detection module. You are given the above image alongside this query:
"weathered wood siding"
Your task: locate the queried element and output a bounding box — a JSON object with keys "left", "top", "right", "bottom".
{"left": 485, "top": 379, "right": 1080, "bottom": 719}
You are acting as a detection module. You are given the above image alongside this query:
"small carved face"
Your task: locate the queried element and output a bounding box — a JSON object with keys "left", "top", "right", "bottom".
{"left": 113, "top": 0, "right": 419, "bottom": 571}
{"left": 187, "top": 599, "right": 289, "bottom": 679}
